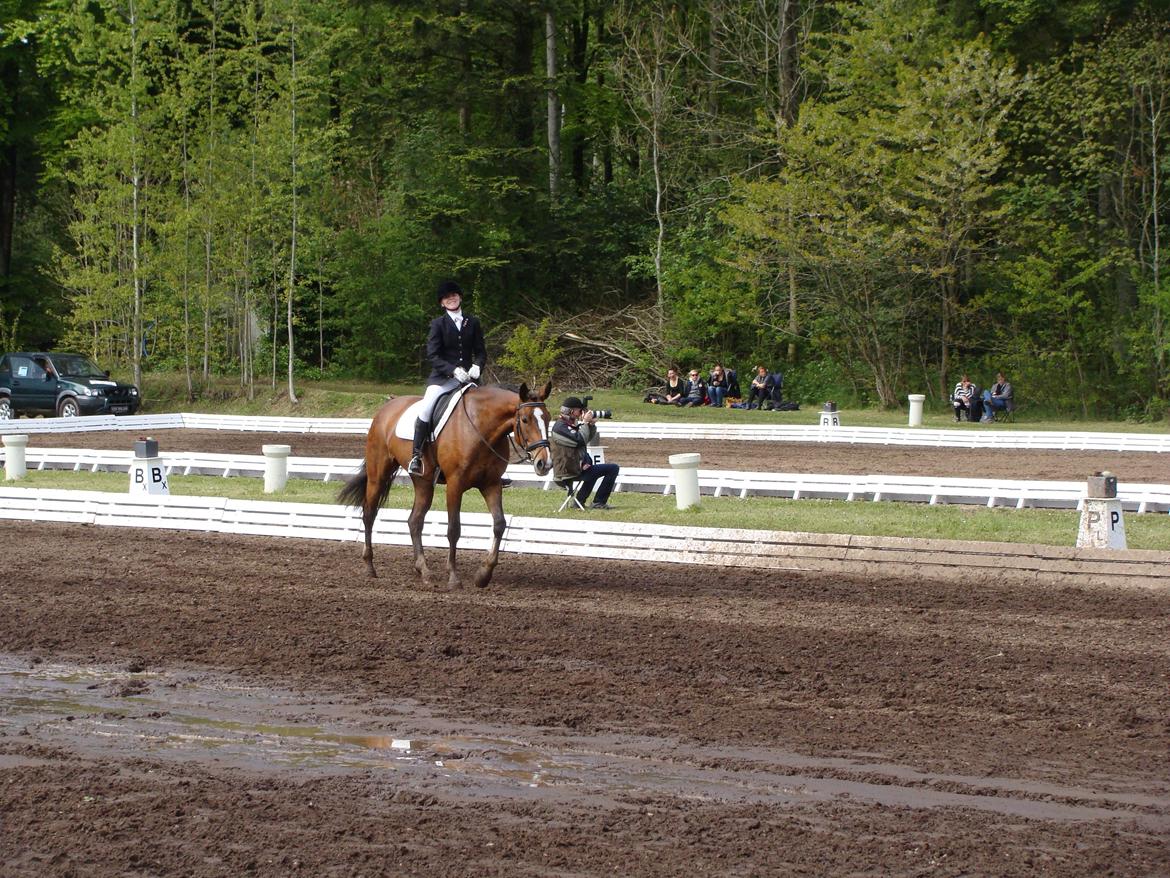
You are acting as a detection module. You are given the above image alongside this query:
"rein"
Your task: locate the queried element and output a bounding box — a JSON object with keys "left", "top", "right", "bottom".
{"left": 459, "top": 391, "right": 550, "bottom": 465}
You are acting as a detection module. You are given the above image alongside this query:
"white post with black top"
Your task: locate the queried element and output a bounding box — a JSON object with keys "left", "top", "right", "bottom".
{"left": 129, "top": 438, "right": 169, "bottom": 496}
{"left": 1076, "top": 472, "right": 1126, "bottom": 549}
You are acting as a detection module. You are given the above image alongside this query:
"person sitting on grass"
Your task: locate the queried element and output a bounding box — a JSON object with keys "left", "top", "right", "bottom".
{"left": 681, "top": 369, "right": 706, "bottom": 407}
{"left": 707, "top": 364, "right": 728, "bottom": 408}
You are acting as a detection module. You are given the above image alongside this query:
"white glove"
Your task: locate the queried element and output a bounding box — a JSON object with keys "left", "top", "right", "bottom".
{"left": 453, "top": 367, "right": 470, "bottom": 384}
{"left": 468, "top": 364, "right": 481, "bottom": 381}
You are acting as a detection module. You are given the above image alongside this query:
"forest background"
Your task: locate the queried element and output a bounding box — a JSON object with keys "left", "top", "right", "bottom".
{"left": 0, "top": 0, "right": 1167, "bottom": 419}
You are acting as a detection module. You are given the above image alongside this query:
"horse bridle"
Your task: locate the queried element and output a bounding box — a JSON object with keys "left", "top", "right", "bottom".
{"left": 512, "top": 401, "right": 552, "bottom": 462}
{"left": 459, "top": 393, "right": 551, "bottom": 465}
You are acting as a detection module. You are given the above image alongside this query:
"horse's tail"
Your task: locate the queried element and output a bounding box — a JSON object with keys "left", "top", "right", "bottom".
{"left": 337, "top": 462, "right": 376, "bottom": 509}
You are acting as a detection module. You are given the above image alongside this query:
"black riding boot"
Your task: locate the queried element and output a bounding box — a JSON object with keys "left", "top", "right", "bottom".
{"left": 407, "top": 418, "right": 430, "bottom": 475}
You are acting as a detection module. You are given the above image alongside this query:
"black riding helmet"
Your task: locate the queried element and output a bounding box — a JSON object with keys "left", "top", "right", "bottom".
{"left": 436, "top": 279, "right": 463, "bottom": 304}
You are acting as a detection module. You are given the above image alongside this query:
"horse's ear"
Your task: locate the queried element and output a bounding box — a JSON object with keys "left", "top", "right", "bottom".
{"left": 538, "top": 380, "right": 552, "bottom": 401}
{"left": 517, "top": 382, "right": 530, "bottom": 402}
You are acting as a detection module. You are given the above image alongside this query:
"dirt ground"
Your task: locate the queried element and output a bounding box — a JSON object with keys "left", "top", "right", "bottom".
{"left": 21, "top": 427, "right": 1170, "bottom": 482}
{"left": 2, "top": 519, "right": 1168, "bottom": 877}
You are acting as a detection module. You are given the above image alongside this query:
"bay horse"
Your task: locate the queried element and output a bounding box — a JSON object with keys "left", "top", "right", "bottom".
{"left": 338, "top": 381, "right": 553, "bottom": 588}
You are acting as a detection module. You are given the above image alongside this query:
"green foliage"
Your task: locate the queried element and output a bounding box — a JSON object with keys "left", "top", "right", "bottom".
{"left": 1, "top": 0, "right": 1166, "bottom": 420}
{"left": 497, "top": 318, "right": 560, "bottom": 387}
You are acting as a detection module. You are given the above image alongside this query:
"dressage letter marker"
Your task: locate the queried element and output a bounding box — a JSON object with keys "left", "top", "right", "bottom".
{"left": 129, "top": 437, "right": 169, "bottom": 496}
{"left": 1076, "top": 472, "right": 1126, "bottom": 549}
{"left": 819, "top": 401, "right": 841, "bottom": 430}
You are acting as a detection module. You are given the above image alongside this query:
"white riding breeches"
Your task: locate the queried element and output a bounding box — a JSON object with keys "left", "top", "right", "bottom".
{"left": 418, "top": 377, "right": 463, "bottom": 423}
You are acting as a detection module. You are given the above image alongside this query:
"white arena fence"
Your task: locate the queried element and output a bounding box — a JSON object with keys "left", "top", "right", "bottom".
{"left": 6, "top": 446, "right": 1170, "bottom": 514}
{"left": 0, "top": 412, "right": 1167, "bottom": 453}
{"left": 3, "top": 486, "right": 1167, "bottom": 588}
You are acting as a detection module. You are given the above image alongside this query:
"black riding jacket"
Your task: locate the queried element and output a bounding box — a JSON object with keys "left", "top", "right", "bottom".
{"left": 425, "top": 312, "right": 487, "bottom": 385}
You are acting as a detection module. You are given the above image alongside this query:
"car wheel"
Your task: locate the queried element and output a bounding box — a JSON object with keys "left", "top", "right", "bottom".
{"left": 0, "top": 397, "right": 12, "bottom": 420}
{"left": 57, "top": 397, "right": 81, "bottom": 418}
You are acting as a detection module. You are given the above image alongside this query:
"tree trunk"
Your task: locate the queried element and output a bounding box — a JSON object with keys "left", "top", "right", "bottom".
{"left": 787, "top": 261, "right": 797, "bottom": 363}
{"left": 570, "top": 1, "right": 589, "bottom": 191}
{"left": 129, "top": 0, "right": 143, "bottom": 389}
{"left": 287, "top": 11, "right": 299, "bottom": 404}
{"left": 457, "top": 0, "right": 472, "bottom": 134}
{"left": 545, "top": 8, "right": 561, "bottom": 199}
{"left": 777, "top": 0, "right": 801, "bottom": 126}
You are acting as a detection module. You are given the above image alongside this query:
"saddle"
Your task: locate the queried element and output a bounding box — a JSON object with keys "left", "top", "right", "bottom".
{"left": 393, "top": 383, "right": 475, "bottom": 442}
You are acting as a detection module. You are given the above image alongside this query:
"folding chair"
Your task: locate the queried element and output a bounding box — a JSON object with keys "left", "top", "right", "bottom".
{"left": 555, "top": 477, "right": 586, "bottom": 512}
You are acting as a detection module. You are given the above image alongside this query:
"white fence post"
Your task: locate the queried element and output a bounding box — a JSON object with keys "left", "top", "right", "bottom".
{"left": 263, "top": 444, "right": 292, "bottom": 493}
{"left": 2, "top": 434, "right": 29, "bottom": 480}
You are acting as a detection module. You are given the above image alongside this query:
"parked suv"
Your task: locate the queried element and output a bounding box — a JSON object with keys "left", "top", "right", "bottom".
{"left": 0, "top": 352, "right": 140, "bottom": 419}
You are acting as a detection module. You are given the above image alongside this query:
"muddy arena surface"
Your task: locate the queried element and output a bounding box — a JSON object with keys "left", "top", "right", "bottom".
{"left": 2, "top": 510, "right": 1169, "bottom": 875}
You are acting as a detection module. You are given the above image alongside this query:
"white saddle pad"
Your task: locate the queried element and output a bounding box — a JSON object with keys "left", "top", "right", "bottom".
{"left": 393, "top": 384, "right": 475, "bottom": 441}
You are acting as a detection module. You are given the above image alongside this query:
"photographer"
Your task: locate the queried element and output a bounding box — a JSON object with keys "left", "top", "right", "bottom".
{"left": 550, "top": 396, "right": 620, "bottom": 510}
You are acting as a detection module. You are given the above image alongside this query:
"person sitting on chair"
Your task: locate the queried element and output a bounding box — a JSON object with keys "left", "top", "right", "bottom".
{"left": 408, "top": 279, "right": 487, "bottom": 476}
{"left": 707, "top": 364, "right": 728, "bottom": 408}
{"left": 745, "top": 365, "right": 772, "bottom": 410}
{"left": 983, "top": 371, "right": 1013, "bottom": 417}
{"left": 549, "top": 397, "right": 620, "bottom": 509}
{"left": 951, "top": 374, "right": 977, "bottom": 422}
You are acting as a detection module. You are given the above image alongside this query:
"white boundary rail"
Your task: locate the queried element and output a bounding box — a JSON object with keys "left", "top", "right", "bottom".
{"left": 9, "top": 447, "right": 1170, "bottom": 513}
{"left": 1, "top": 412, "right": 1167, "bottom": 452}
{"left": 2, "top": 487, "right": 1167, "bottom": 588}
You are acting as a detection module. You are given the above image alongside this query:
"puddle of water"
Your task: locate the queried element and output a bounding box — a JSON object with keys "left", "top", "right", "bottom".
{"left": 2, "top": 655, "right": 1167, "bottom": 827}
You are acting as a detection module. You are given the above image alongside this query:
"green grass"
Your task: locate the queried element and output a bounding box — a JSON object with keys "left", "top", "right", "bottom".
{"left": 13, "top": 469, "right": 1170, "bottom": 551}
{"left": 124, "top": 371, "right": 1169, "bottom": 433}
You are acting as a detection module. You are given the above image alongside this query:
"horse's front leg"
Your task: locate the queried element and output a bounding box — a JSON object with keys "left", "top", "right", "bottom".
{"left": 473, "top": 480, "right": 506, "bottom": 589}
{"left": 408, "top": 476, "right": 436, "bottom": 582}
{"left": 444, "top": 483, "right": 465, "bottom": 589}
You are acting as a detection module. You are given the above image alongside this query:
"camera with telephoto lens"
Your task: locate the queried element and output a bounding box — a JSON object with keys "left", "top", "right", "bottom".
{"left": 580, "top": 395, "right": 613, "bottom": 420}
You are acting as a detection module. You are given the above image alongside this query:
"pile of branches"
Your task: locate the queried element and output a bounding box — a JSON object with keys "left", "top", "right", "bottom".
{"left": 550, "top": 303, "right": 667, "bottom": 387}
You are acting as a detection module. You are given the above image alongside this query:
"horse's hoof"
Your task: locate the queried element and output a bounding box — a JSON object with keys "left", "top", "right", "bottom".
{"left": 473, "top": 570, "right": 493, "bottom": 589}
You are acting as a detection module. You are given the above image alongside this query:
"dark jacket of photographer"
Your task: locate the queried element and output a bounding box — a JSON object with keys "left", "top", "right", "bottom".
{"left": 550, "top": 416, "right": 600, "bottom": 480}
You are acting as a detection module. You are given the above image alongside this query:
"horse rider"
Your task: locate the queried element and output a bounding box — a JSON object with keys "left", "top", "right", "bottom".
{"left": 408, "top": 279, "right": 488, "bottom": 476}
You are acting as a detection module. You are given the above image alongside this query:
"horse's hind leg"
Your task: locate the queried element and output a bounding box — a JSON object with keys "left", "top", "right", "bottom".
{"left": 408, "top": 476, "right": 437, "bottom": 582}
{"left": 473, "top": 481, "right": 506, "bottom": 589}
{"left": 361, "top": 462, "right": 396, "bottom": 578}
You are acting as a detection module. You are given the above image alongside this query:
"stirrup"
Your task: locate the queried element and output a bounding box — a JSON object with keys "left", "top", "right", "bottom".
{"left": 407, "top": 454, "right": 424, "bottom": 475}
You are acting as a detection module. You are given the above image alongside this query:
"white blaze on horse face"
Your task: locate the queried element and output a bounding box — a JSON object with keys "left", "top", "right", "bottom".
{"left": 531, "top": 406, "right": 552, "bottom": 474}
